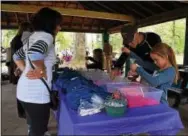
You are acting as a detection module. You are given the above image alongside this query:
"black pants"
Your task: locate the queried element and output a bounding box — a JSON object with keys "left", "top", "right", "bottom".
{"left": 19, "top": 100, "right": 50, "bottom": 136}
{"left": 17, "top": 99, "right": 26, "bottom": 119}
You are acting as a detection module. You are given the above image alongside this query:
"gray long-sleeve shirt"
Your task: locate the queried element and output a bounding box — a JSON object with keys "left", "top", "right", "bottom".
{"left": 136, "top": 66, "right": 176, "bottom": 104}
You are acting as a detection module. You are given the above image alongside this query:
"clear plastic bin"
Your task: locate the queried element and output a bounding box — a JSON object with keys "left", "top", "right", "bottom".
{"left": 119, "top": 86, "right": 163, "bottom": 102}
{"left": 105, "top": 82, "right": 145, "bottom": 93}
{"left": 79, "top": 69, "right": 111, "bottom": 81}
{"left": 117, "top": 86, "right": 163, "bottom": 107}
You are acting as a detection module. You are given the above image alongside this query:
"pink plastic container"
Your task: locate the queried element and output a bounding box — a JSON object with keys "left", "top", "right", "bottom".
{"left": 105, "top": 82, "right": 145, "bottom": 93}
{"left": 119, "top": 87, "right": 163, "bottom": 108}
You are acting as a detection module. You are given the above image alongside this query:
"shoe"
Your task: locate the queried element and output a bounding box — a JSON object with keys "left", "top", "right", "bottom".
{"left": 28, "top": 125, "right": 31, "bottom": 135}
{"left": 44, "top": 131, "right": 51, "bottom": 136}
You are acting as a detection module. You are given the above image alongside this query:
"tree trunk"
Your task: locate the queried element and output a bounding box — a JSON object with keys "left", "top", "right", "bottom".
{"left": 172, "top": 21, "right": 176, "bottom": 48}
{"left": 71, "top": 33, "right": 86, "bottom": 68}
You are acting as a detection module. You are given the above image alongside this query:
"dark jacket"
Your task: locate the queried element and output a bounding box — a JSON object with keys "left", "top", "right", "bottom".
{"left": 86, "top": 57, "right": 103, "bottom": 70}
{"left": 9, "top": 34, "right": 23, "bottom": 84}
{"left": 10, "top": 34, "right": 23, "bottom": 59}
{"left": 114, "top": 32, "right": 162, "bottom": 73}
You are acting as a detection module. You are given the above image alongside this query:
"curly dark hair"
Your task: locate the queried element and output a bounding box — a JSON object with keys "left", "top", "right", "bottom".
{"left": 31, "top": 7, "right": 63, "bottom": 36}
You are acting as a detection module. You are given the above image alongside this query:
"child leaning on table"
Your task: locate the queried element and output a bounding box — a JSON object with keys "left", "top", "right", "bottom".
{"left": 129, "top": 43, "right": 179, "bottom": 104}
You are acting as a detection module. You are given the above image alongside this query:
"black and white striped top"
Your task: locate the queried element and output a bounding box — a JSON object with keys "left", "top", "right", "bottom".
{"left": 14, "top": 31, "right": 56, "bottom": 104}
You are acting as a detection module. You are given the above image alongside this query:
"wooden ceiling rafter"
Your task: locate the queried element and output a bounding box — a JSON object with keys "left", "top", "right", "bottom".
{"left": 132, "top": 2, "right": 155, "bottom": 15}
{"left": 103, "top": 2, "right": 127, "bottom": 15}
{"left": 80, "top": 2, "right": 135, "bottom": 22}
{"left": 52, "top": 1, "right": 56, "bottom": 7}
{"left": 78, "top": 2, "right": 90, "bottom": 10}
{"left": 81, "top": 17, "right": 85, "bottom": 29}
{"left": 70, "top": 16, "right": 74, "bottom": 28}
{"left": 138, "top": 7, "right": 188, "bottom": 27}
{"left": 150, "top": 2, "right": 167, "bottom": 12}
{"left": 93, "top": 1, "right": 117, "bottom": 13}
{"left": 121, "top": 3, "right": 146, "bottom": 18}
{"left": 2, "top": 21, "right": 17, "bottom": 27}
{"left": 98, "top": 20, "right": 101, "bottom": 31}
{"left": 65, "top": 1, "right": 69, "bottom": 8}
{"left": 90, "top": 19, "right": 95, "bottom": 31}
{"left": 5, "top": 12, "right": 10, "bottom": 26}
{"left": 14, "top": 12, "right": 19, "bottom": 24}
{"left": 171, "top": 2, "right": 182, "bottom": 9}
{"left": 26, "top": 13, "right": 30, "bottom": 22}
{"left": 80, "top": 2, "right": 106, "bottom": 13}
{"left": 70, "top": 2, "right": 79, "bottom": 29}
{"left": 101, "top": 2, "right": 142, "bottom": 18}
{"left": 37, "top": 1, "right": 41, "bottom": 6}
{"left": 157, "top": 1, "right": 175, "bottom": 11}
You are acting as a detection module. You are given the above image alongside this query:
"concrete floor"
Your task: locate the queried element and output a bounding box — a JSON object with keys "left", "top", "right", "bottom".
{"left": 1, "top": 80, "right": 188, "bottom": 135}
{"left": 1, "top": 81, "right": 57, "bottom": 135}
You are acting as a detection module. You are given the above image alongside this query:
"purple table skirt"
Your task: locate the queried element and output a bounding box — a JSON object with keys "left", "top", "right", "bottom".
{"left": 54, "top": 91, "right": 184, "bottom": 135}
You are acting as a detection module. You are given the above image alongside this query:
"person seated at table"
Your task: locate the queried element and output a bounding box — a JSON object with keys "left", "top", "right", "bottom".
{"left": 130, "top": 43, "right": 179, "bottom": 104}
{"left": 86, "top": 48, "right": 103, "bottom": 70}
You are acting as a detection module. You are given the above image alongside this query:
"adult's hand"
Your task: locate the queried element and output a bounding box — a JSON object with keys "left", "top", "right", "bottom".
{"left": 128, "top": 70, "right": 138, "bottom": 77}
{"left": 26, "top": 69, "right": 46, "bottom": 80}
{"left": 14, "top": 68, "right": 22, "bottom": 77}
{"left": 127, "top": 70, "right": 139, "bottom": 81}
{"left": 110, "top": 68, "right": 121, "bottom": 80}
{"left": 121, "top": 47, "right": 131, "bottom": 54}
{"left": 130, "top": 63, "right": 139, "bottom": 72}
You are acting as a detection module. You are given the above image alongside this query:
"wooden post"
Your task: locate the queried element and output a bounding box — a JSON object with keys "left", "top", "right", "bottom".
{"left": 102, "top": 31, "right": 112, "bottom": 73}
{"left": 184, "top": 16, "right": 188, "bottom": 65}
{"left": 103, "top": 31, "right": 109, "bottom": 44}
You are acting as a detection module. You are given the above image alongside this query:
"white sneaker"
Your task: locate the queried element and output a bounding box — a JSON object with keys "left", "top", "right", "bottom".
{"left": 44, "top": 131, "right": 51, "bottom": 136}
{"left": 28, "top": 125, "right": 31, "bottom": 135}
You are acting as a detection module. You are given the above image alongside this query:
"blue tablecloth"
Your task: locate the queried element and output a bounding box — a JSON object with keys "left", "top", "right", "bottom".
{"left": 55, "top": 91, "right": 184, "bottom": 135}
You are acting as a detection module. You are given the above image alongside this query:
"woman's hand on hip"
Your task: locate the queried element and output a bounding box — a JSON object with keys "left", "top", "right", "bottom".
{"left": 26, "top": 69, "right": 47, "bottom": 80}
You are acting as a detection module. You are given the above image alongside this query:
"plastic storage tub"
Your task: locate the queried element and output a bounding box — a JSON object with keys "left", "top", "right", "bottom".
{"left": 105, "top": 82, "right": 145, "bottom": 93}
{"left": 79, "top": 69, "right": 111, "bottom": 81}
{"left": 119, "top": 87, "right": 163, "bottom": 108}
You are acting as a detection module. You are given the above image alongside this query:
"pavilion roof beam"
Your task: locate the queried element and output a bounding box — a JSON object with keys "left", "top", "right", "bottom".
{"left": 27, "top": 13, "right": 30, "bottom": 22}
{"left": 108, "top": 22, "right": 133, "bottom": 34}
{"left": 81, "top": 17, "right": 85, "bottom": 29}
{"left": 78, "top": 2, "right": 90, "bottom": 10}
{"left": 93, "top": 1, "right": 117, "bottom": 13}
{"left": 90, "top": 19, "right": 96, "bottom": 31}
{"left": 98, "top": 20, "right": 101, "bottom": 31}
{"left": 1, "top": 4, "right": 135, "bottom": 23}
{"left": 5, "top": 12, "right": 10, "bottom": 26}
{"left": 132, "top": 2, "right": 155, "bottom": 15}
{"left": 65, "top": 1, "right": 69, "bottom": 8}
{"left": 138, "top": 7, "right": 188, "bottom": 27}
{"left": 150, "top": 2, "right": 167, "bottom": 12}
{"left": 121, "top": 3, "right": 146, "bottom": 18}
{"left": 14, "top": 13, "right": 19, "bottom": 24}
{"left": 70, "top": 3, "right": 79, "bottom": 31}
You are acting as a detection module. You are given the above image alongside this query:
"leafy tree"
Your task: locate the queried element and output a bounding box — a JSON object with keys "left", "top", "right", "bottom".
{"left": 2, "top": 30, "right": 17, "bottom": 48}
{"left": 55, "top": 32, "right": 74, "bottom": 53}
{"left": 109, "top": 33, "right": 123, "bottom": 54}
{"left": 139, "top": 18, "right": 186, "bottom": 55}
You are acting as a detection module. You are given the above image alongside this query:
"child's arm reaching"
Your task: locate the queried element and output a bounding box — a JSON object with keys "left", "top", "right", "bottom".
{"left": 132, "top": 65, "right": 175, "bottom": 87}
{"left": 130, "top": 51, "right": 158, "bottom": 72}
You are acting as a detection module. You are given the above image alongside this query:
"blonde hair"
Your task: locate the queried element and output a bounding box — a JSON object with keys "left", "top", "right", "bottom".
{"left": 151, "top": 43, "right": 179, "bottom": 84}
